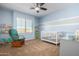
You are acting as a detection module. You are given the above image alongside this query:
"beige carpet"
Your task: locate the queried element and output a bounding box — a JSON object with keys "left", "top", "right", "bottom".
{"left": 0, "top": 40, "right": 59, "bottom": 56}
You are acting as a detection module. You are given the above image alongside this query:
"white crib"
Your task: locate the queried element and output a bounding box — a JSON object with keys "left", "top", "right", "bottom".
{"left": 41, "top": 32, "right": 60, "bottom": 45}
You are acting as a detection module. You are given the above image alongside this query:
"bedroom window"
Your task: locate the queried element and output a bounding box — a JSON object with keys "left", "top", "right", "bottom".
{"left": 16, "top": 17, "right": 26, "bottom": 33}
{"left": 16, "top": 17, "right": 33, "bottom": 34}
{"left": 26, "top": 19, "right": 33, "bottom": 34}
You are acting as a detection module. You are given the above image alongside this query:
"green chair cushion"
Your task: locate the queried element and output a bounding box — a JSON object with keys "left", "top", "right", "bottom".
{"left": 9, "top": 29, "right": 19, "bottom": 40}
{"left": 7, "top": 38, "right": 12, "bottom": 42}
{"left": 0, "top": 38, "right": 6, "bottom": 42}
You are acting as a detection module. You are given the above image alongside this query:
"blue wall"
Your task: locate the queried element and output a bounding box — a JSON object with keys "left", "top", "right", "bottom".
{"left": 1, "top": 4, "right": 79, "bottom": 40}
{"left": 0, "top": 8, "right": 38, "bottom": 40}
{"left": 40, "top": 4, "right": 79, "bottom": 32}
{"left": 40, "top": 4, "right": 79, "bottom": 23}
{"left": 39, "top": 4, "right": 79, "bottom": 39}
{"left": 0, "top": 8, "right": 13, "bottom": 40}
{"left": 0, "top": 8, "right": 13, "bottom": 25}
{"left": 35, "top": 17, "right": 41, "bottom": 27}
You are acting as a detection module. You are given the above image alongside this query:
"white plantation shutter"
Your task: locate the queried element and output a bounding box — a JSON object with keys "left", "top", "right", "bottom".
{"left": 16, "top": 16, "right": 33, "bottom": 34}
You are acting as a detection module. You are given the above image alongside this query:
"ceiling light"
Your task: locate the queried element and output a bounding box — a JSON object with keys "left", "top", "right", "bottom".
{"left": 35, "top": 7, "right": 40, "bottom": 11}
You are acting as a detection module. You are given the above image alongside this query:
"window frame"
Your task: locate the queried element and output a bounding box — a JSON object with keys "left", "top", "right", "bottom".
{"left": 16, "top": 16, "right": 33, "bottom": 34}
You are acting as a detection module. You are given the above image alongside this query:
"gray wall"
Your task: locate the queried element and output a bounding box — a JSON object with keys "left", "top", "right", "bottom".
{"left": 60, "top": 40, "right": 79, "bottom": 56}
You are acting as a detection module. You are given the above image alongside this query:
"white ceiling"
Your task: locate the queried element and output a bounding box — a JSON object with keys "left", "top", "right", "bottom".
{"left": 0, "top": 3, "right": 75, "bottom": 17}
